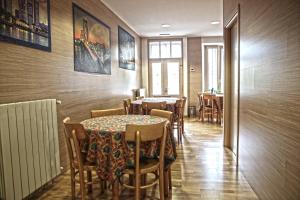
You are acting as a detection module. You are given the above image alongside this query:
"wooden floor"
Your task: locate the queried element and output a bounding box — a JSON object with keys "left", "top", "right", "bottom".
{"left": 34, "top": 118, "right": 258, "bottom": 200}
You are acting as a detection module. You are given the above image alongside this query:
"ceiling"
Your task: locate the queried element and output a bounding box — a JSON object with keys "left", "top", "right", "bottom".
{"left": 101, "top": 0, "right": 223, "bottom": 37}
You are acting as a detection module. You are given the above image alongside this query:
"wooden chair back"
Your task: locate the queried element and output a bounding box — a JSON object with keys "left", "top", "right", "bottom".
{"left": 202, "top": 94, "right": 214, "bottom": 107}
{"left": 123, "top": 99, "right": 132, "bottom": 115}
{"left": 141, "top": 101, "right": 167, "bottom": 115}
{"left": 63, "top": 117, "right": 87, "bottom": 169}
{"left": 150, "top": 109, "right": 173, "bottom": 122}
{"left": 126, "top": 121, "right": 167, "bottom": 142}
{"left": 91, "top": 108, "right": 125, "bottom": 118}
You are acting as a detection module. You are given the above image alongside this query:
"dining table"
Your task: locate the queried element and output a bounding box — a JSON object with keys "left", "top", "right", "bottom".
{"left": 130, "top": 97, "right": 179, "bottom": 114}
{"left": 81, "top": 114, "right": 177, "bottom": 199}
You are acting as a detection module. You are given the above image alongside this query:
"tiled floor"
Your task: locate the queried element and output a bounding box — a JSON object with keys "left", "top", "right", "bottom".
{"left": 35, "top": 118, "right": 258, "bottom": 200}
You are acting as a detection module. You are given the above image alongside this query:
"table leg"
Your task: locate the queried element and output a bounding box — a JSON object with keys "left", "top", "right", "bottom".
{"left": 112, "top": 180, "right": 120, "bottom": 200}
{"left": 164, "top": 169, "right": 169, "bottom": 197}
{"left": 87, "top": 170, "right": 92, "bottom": 193}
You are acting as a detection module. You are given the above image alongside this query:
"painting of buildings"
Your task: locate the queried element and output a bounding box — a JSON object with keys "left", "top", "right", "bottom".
{"left": 118, "top": 26, "right": 135, "bottom": 70}
{"left": 73, "top": 4, "right": 111, "bottom": 75}
{"left": 0, "top": 0, "right": 51, "bottom": 51}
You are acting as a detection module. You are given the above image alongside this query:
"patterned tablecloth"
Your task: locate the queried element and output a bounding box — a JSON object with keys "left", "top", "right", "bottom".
{"left": 81, "top": 115, "right": 176, "bottom": 182}
{"left": 131, "top": 97, "right": 179, "bottom": 114}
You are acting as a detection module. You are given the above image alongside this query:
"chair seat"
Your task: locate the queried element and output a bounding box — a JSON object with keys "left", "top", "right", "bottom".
{"left": 124, "top": 158, "right": 159, "bottom": 175}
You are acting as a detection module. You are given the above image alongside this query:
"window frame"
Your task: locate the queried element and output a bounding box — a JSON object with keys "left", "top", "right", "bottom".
{"left": 202, "top": 44, "right": 224, "bottom": 93}
{"left": 148, "top": 39, "right": 183, "bottom": 59}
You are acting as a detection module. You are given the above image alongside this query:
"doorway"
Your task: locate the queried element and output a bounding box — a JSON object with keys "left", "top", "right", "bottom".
{"left": 149, "top": 60, "right": 182, "bottom": 96}
{"left": 224, "top": 6, "right": 240, "bottom": 160}
{"left": 148, "top": 39, "right": 183, "bottom": 97}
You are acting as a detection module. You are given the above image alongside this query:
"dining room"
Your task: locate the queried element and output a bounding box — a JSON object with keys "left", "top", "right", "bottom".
{"left": 0, "top": 0, "right": 299, "bottom": 200}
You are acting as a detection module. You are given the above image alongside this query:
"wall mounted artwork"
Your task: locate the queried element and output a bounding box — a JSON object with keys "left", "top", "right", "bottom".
{"left": 73, "top": 4, "right": 111, "bottom": 75}
{"left": 0, "top": 0, "right": 51, "bottom": 51}
{"left": 118, "top": 26, "right": 135, "bottom": 70}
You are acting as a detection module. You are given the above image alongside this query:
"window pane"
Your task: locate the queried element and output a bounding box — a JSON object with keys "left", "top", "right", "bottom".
{"left": 171, "top": 41, "right": 182, "bottom": 58}
{"left": 149, "top": 42, "right": 160, "bottom": 58}
{"left": 160, "top": 41, "right": 171, "bottom": 58}
{"left": 152, "top": 63, "right": 162, "bottom": 95}
{"left": 208, "top": 47, "right": 218, "bottom": 91}
{"left": 167, "top": 62, "right": 180, "bottom": 95}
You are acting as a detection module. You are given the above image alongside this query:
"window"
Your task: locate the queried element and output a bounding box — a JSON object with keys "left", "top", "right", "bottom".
{"left": 149, "top": 42, "right": 160, "bottom": 59}
{"left": 171, "top": 41, "right": 182, "bottom": 58}
{"left": 149, "top": 40, "right": 182, "bottom": 59}
{"left": 152, "top": 63, "right": 162, "bottom": 95}
{"left": 203, "top": 45, "right": 224, "bottom": 92}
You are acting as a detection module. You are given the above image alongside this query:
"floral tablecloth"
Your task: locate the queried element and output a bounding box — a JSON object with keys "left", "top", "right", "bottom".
{"left": 131, "top": 97, "right": 178, "bottom": 114}
{"left": 81, "top": 115, "right": 176, "bottom": 182}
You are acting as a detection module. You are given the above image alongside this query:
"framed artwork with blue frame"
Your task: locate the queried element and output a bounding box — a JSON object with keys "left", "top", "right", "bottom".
{"left": 0, "top": 0, "right": 51, "bottom": 51}
{"left": 118, "top": 26, "right": 135, "bottom": 71}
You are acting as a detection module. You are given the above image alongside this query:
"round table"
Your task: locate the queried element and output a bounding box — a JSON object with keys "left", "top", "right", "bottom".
{"left": 81, "top": 115, "right": 176, "bottom": 182}
{"left": 131, "top": 97, "right": 179, "bottom": 114}
{"left": 82, "top": 115, "right": 166, "bottom": 132}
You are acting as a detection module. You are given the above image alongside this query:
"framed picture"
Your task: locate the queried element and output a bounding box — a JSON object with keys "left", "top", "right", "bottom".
{"left": 0, "top": 0, "right": 51, "bottom": 51}
{"left": 73, "top": 4, "right": 111, "bottom": 75}
{"left": 118, "top": 26, "right": 135, "bottom": 70}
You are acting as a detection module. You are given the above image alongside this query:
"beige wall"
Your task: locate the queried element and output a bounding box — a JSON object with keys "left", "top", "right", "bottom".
{"left": 0, "top": 0, "right": 141, "bottom": 171}
{"left": 224, "top": 0, "right": 300, "bottom": 199}
{"left": 187, "top": 37, "right": 202, "bottom": 108}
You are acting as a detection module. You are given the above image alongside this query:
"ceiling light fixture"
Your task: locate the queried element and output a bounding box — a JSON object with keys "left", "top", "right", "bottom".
{"left": 161, "top": 24, "right": 171, "bottom": 28}
{"left": 211, "top": 21, "right": 220, "bottom": 25}
{"left": 159, "top": 33, "right": 171, "bottom": 36}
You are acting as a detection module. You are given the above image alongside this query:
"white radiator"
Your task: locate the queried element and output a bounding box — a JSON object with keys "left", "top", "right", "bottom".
{"left": 0, "top": 99, "right": 61, "bottom": 200}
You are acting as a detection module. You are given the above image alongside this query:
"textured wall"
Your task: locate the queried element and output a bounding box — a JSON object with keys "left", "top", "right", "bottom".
{"left": 187, "top": 37, "right": 202, "bottom": 108}
{"left": 0, "top": 0, "right": 141, "bottom": 171}
{"left": 223, "top": 0, "right": 300, "bottom": 199}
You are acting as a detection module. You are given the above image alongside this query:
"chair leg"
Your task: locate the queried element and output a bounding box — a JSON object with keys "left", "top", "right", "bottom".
{"left": 79, "top": 170, "right": 86, "bottom": 200}
{"left": 182, "top": 116, "right": 184, "bottom": 135}
{"left": 159, "top": 168, "right": 165, "bottom": 200}
{"left": 168, "top": 168, "right": 172, "bottom": 190}
{"left": 164, "top": 169, "right": 169, "bottom": 197}
{"left": 135, "top": 173, "right": 141, "bottom": 200}
{"left": 71, "top": 169, "right": 76, "bottom": 200}
{"left": 141, "top": 174, "right": 147, "bottom": 198}
{"left": 87, "top": 170, "right": 92, "bottom": 193}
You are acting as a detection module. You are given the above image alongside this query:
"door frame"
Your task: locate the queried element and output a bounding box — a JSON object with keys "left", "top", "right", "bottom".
{"left": 147, "top": 39, "right": 184, "bottom": 97}
{"left": 223, "top": 4, "right": 240, "bottom": 165}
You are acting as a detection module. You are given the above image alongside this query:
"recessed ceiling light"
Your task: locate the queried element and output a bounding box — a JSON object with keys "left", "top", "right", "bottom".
{"left": 211, "top": 21, "right": 220, "bottom": 25}
{"left": 161, "top": 24, "right": 171, "bottom": 28}
{"left": 159, "top": 33, "right": 171, "bottom": 36}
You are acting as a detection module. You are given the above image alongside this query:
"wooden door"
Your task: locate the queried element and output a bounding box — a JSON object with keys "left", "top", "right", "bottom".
{"left": 230, "top": 22, "right": 239, "bottom": 156}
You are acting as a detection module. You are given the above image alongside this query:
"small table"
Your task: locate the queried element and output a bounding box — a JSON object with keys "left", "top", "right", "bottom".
{"left": 81, "top": 115, "right": 176, "bottom": 199}
{"left": 131, "top": 97, "right": 179, "bottom": 114}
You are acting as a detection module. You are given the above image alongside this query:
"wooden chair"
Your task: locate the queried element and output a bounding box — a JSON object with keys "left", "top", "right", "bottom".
{"left": 120, "top": 121, "right": 169, "bottom": 200}
{"left": 181, "top": 97, "right": 187, "bottom": 134}
{"left": 123, "top": 98, "right": 132, "bottom": 115}
{"left": 173, "top": 99, "right": 184, "bottom": 144}
{"left": 90, "top": 108, "right": 125, "bottom": 118}
{"left": 198, "top": 93, "right": 203, "bottom": 120}
{"left": 199, "top": 94, "right": 214, "bottom": 122}
{"left": 214, "top": 96, "right": 224, "bottom": 124}
{"left": 63, "top": 117, "right": 103, "bottom": 200}
{"left": 150, "top": 109, "right": 174, "bottom": 196}
{"left": 141, "top": 101, "right": 167, "bottom": 115}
